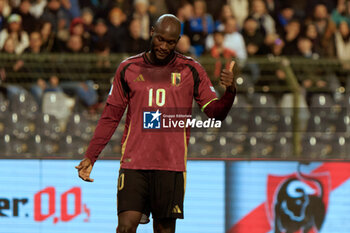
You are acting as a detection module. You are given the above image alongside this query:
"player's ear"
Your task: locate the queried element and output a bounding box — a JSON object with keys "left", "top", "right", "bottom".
{"left": 177, "top": 35, "right": 181, "bottom": 42}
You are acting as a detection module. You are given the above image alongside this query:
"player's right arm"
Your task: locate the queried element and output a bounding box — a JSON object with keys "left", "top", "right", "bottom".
{"left": 76, "top": 62, "right": 130, "bottom": 182}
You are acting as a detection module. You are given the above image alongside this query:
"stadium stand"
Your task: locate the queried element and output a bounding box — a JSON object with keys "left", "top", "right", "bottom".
{"left": 0, "top": 0, "right": 349, "bottom": 160}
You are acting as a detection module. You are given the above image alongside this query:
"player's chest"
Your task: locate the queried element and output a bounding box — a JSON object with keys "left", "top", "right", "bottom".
{"left": 126, "top": 66, "right": 193, "bottom": 94}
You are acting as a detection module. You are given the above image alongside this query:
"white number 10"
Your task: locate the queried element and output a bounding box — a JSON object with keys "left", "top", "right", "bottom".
{"left": 148, "top": 88, "right": 165, "bottom": 107}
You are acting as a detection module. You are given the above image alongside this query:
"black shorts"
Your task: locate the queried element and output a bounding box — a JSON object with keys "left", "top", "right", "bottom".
{"left": 117, "top": 169, "right": 185, "bottom": 221}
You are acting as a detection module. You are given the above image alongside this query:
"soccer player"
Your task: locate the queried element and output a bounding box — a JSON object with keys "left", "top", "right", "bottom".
{"left": 75, "top": 14, "right": 236, "bottom": 233}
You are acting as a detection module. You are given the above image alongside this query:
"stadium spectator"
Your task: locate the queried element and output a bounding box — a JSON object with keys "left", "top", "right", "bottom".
{"left": 227, "top": 0, "right": 249, "bottom": 29}
{"left": 0, "top": 0, "right": 11, "bottom": 23}
{"left": 175, "top": 34, "right": 193, "bottom": 56}
{"left": 11, "top": 0, "right": 38, "bottom": 33}
{"left": 165, "top": 0, "right": 182, "bottom": 15}
{"left": 1, "top": 36, "right": 15, "bottom": 54}
{"left": 93, "top": 40, "right": 112, "bottom": 72}
{"left": 81, "top": 7, "right": 94, "bottom": 34}
{"left": 21, "top": 31, "right": 49, "bottom": 105}
{"left": 184, "top": 0, "right": 215, "bottom": 56}
{"left": 60, "top": 80, "right": 98, "bottom": 108}
{"left": 281, "top": 19, "right": 301, "bottom": 55}
{"left": 265, "top": 0, "right": 280, "bottom": 16}
{"left": 91, "top": 18, "right": 112, "bottom": 53}
{"left": 308, "top": 4, "right": 337, "bottom": 57}
{"left": 206, "top": 17, "right": 247, "bottom": 60}
{"left": 148, "top": 0, "right": 168, "bottom": 19}
{"left": 205, "top": 0, "right": 226, "bottom": 21}
{"left": 249, "top": 0, "right": 276, "bottom": 36}
{"left": 210, "top": 30, "right": 236, "bottom": 79}
{"left": 132, "top": 0, "right": 152, "bottom": 41}
{"left": 303, "top": 22, "right": 323, "bottom": 56}
{"left": 331, "top": 0, "right": 350, "bottom": 27}
{"left": 334, "top": 21, "right": 350, "bottom": 62}
{"left": 306, "top": 0, "right": 337, "bottom": 16}
{"left": 124, "top": 17, "right": 148, "bottom": 54}
{"left": 24, "top": 31, "right": 43, "bottom": 54}
{"left": 39, "top": 20, "right": 58, "bottom": 52}
{"left": 275, "top": 4, "right": 296, "bottom": 37}
{"left": 0, "top": 37, "right": 26, "bottom": 101}
{"left": 0, "top": 0, "right": 5, "bottom": 31}
{"left": 40, "top": 0, "right": 71, "bottom": 33}
{"left": 61, "top": 0, "right": 81, "bottom": 19}
{"left": 70, "top": 17, "right": 91, "bottom": 53}
{"left": 0, "top": 14, "right": 29, "bottom": 54}
{"left": 30, "top": 75, "right": 63, "bottom": 106}
{"left": 216, "top": 4, "right": 235, "bottom": 31}
{"left": 176, "top": 1, "right": 193, "bottom": 34}
{"left": 77, "top": 0, "right": 98, "bottom": 14}
{"left": 29, "top": 0, "right": 47, "bottom": 19}
{"left": 296, "top": 37, "right": 319, "bottom": 58}
{"left": 268, "top": 36, "right": 284, "bottom": 56}
{"left": 107, "top": 7, "right": 127, "bottom": 53}
{"left": 65, "top": 34, "right": 84, "bottom": 53}
{"left": 107, "top": 0, "right": 133, "bottom": 17}
{"left": 241, "top": 17, "right": 266, "bottom": 56}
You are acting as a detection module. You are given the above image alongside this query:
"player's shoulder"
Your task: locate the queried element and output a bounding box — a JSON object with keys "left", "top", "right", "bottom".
{"left": 119, "top": 53, "right": 145, "bottom": 67}
{"left": 175, "top": 52, "right": 204, "bottom": 70}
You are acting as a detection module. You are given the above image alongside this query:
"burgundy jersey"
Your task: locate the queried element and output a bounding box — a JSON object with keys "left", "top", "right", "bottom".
{"left": 107, "top": 52, "right": 217, "bottom": 171}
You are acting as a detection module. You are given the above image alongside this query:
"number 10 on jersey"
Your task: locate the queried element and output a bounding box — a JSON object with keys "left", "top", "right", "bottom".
{"left": 148, "top": 88, "right": 166, "bottom": 107}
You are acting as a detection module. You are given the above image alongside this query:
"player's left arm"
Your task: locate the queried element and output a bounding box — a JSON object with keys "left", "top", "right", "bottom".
{"left": 203, "top": 61, "right": 236, "bottom": 121}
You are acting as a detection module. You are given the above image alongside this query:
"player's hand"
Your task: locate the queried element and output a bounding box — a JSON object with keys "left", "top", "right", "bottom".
{"left": 75, "top": 158, "right": 94, "bottom": 182}
{"left": 220, "top": 61, "right": 236, "bottom": 92}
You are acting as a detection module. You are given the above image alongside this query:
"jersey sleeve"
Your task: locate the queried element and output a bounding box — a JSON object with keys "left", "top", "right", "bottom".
{"left": 191, "top": 62, "right": 218, "bottom": 111}
{"left": 106, "top": 62, "right": 130, "bottom": 108}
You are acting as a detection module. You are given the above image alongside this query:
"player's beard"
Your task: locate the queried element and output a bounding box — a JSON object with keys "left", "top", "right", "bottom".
{"left": 149, "top": 42, "right": 175, "bottom": 65}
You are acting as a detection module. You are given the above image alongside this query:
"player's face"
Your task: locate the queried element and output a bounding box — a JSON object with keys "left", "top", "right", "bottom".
{"left": 151, "top": 26, "right": 180, "bottom": 61}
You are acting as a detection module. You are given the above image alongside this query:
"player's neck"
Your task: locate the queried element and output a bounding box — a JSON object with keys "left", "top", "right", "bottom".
{"left": 146, "top": 50, "right": 175, "bottom": 66}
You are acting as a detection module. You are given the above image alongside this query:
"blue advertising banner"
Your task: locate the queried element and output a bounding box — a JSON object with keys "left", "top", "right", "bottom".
{"left": 0, "top": 160, "right": 225, "bottom": 233}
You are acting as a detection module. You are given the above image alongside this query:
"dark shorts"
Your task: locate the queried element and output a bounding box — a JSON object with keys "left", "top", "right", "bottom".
{"left": 117, "top": 169, "right": 185, "bottom": 221}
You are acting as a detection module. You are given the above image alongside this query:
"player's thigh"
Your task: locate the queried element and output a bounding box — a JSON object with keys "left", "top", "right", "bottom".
{"left": 153, "top": 218, "right": 176, "bottom": 233}
{"left": 118, "top": 210, "right": 143, "bottom": 233}
{"left": 117, "top": 169, "right": 150, "bottom": 216}
{"left": 150, "top": 170, "right": 185, "bottom": 219}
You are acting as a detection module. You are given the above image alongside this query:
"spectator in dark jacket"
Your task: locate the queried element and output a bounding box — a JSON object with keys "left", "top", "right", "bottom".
{"left": 91, "top": 18, "right": 112, "bottom": 53}
{"left": 241, "top": 17, "right": 266, "bottom": 56}
{"left": 125, "top": 18, "right": 148, "bottom": 54}
{"left": 107, "top": 7, "right": 127, "bottom": 53}
{"left": 40, "top": 0, "right": 71, "bottom": 33}
{"left": 12, "top": 0, "right": 39, "bottom": 33}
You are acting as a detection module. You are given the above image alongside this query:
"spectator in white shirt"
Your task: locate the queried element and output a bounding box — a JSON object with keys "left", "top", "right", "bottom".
{"left": 206, "top": 16, "right": 247, "bottom": 60}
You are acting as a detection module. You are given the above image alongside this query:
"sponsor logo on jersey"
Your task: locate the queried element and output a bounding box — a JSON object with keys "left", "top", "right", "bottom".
{"left": 134, "top": 74, "right": 145, "bottom": 82}
{"left": 171, "top": 73, "right": 181, "bottom": 86}
{"left": 143, "top": 110, "right": 161, "bottom": 129}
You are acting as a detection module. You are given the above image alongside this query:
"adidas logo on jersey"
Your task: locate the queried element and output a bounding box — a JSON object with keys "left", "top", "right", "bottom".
{"left": 134, "top": 74, "right": 145, "bottom": 82}
{"left": 172, "top": 205, "right": 182, "bottom": 214}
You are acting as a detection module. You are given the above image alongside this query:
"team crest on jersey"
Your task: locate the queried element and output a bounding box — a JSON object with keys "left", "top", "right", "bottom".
{"left": 171, "top": 73, "right": 181, "bottom": 86}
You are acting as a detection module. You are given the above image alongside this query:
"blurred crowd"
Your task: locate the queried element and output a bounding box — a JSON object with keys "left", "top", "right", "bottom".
{"left": 0, "top": 0, "right": 348, "bottom": 59}
{"left": 0, "top": 0, "right": 350, "bottom": 110}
